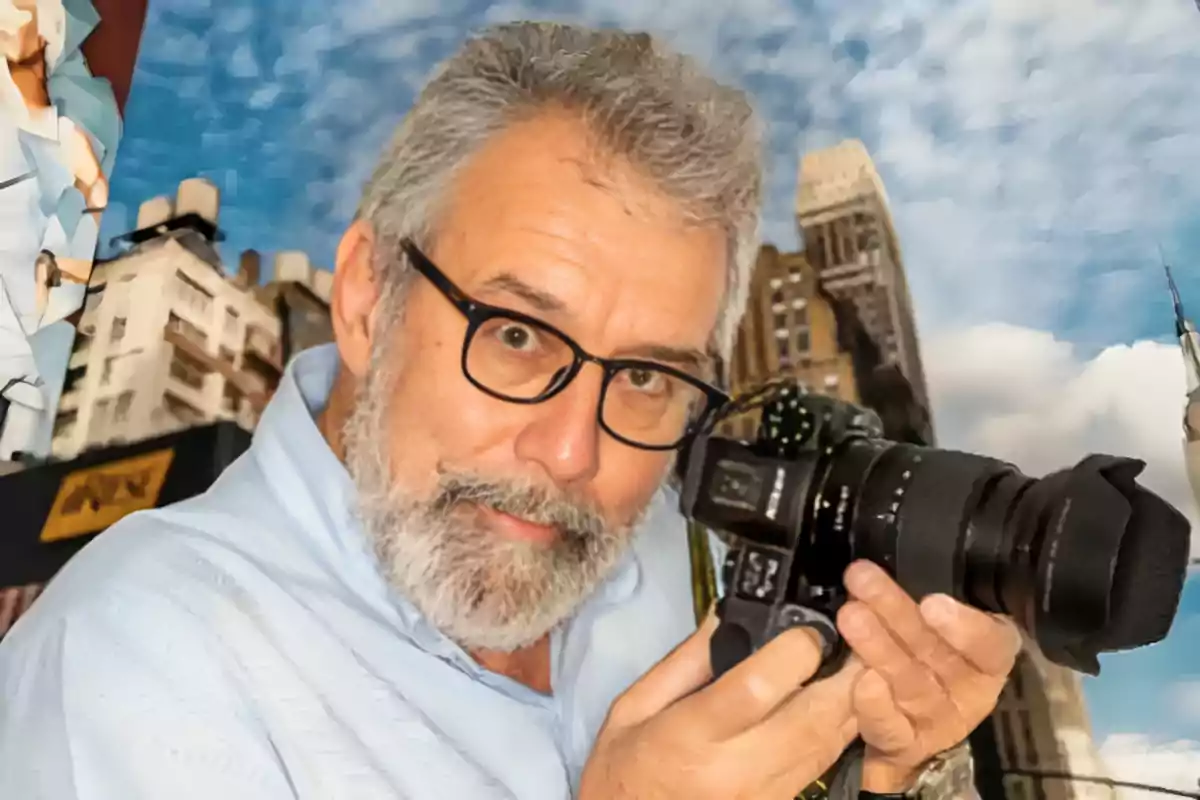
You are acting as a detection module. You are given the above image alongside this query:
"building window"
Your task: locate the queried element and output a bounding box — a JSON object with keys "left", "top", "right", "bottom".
{"left": 1000, "top": 712, "right": 1020, "bottom": 768}
{"left": 224, "top": 306, "right": 240, "bottom": 335}
{"left": 773, "top": 311, "right": 788, "bottom": 331}
{"left": 110, "top": 316, "right": 126, "bottom": 343}
{"left": 162, "top": 392, "right": 204, "bottom": 426}
{"left": 113, "top": 391, "right": 134, "bottom": 423}
{"left": 771, "top": 289, "right": 785, "bottom": 306}
{"left": 88, "top": 399, "right": 111, "bottom": 441}
{"left": 170, "top": 349, "right": 209, "bottom": 392}
{"left": 794, "top": 306, "right": 809, "bottom": 328}
{"left": 168, "top": 312, "right": 208, "bottom": 345}
{"left": 223, "top": 381, "right": 244, "bottom": 414}
{"left": 176, "top": 270, "right": 213, "bottom": 314}
{"left": 795, "top": 328, "right": 810, "bottom": 352}
{"left": 1019, "top": 710, "right": 1038, "bottom": 766}
{"left": 101, "top": 356, "right": 116, "bottom": 385}
{"left": 52, "top": 410, "right": 78, "bottom": 441}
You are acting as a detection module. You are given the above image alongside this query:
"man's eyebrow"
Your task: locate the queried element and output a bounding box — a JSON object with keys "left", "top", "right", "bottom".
{"left": 475, "top": 273, "right": 713, "bottom": 377}
{"left": 477, "top": 272, "right": 566, "bottom": 314}
{"left": 620, "top": 344, "right": 713, "bottom": 377}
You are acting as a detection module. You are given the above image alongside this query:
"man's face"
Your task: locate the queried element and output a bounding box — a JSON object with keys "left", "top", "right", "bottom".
{"left": 336, "top": 112, "right": 727, "bottom": 652}
{"left": 0, "top": 0, "right": 43, "bottom": 64}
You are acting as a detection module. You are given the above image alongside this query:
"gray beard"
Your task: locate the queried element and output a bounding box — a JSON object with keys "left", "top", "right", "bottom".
{"left": 342, "top": 341, "right": 642, "bottom": 653}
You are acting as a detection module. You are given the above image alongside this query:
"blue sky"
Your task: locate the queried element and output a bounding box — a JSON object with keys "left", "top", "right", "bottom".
{"left": 98, "top": 0, "right": 1200, "bottom": 784}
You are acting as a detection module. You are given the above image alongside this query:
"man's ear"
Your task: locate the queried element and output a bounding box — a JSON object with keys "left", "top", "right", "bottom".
{"left": 331, "top": 219, "right": 380, "bottom": 379}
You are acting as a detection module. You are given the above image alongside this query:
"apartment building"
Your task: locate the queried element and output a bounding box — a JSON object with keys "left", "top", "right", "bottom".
{"left": 50, "top": 178, "right": 332, "bottom": 458}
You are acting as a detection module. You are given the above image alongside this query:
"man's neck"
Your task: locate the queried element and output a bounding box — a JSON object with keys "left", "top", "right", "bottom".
{"left": 8, "top": 56, "right": 50, "bottom": 110}
{"left": 470, "top": 636, "right": 553, "bottom": 695}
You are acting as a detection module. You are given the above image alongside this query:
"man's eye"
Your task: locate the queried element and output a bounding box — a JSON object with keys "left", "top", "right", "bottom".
{"left": 626, "top": 369, "right": 666, "bottom": 393}
{"left": 496, "top": 322, "right": 539, "bottom": 352}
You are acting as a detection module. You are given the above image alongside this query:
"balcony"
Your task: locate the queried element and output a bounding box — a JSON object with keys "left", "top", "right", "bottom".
{"left": 244, "top": 325, "right": 282, "bottom": 372}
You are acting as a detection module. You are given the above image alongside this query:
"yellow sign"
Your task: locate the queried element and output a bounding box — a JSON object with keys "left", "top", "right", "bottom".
{"left": 39, "top": 449, "right": 175, "bottom": 543}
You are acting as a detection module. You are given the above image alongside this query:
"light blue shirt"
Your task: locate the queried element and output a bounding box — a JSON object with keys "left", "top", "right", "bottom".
{"left": 0, "top": 344, "right": 714, "bottom": 799}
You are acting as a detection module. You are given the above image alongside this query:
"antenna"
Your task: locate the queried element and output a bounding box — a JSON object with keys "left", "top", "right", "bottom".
{"left": 1161, "top": 244, "right": 1189, "bottom": 339}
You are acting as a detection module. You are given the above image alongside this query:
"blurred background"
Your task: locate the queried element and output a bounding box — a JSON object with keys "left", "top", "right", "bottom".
{"left": 3, "top": 0, "right": 1200, "bottom": 797}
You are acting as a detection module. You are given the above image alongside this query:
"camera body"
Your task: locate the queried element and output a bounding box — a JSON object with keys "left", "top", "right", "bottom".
{"left": 679, "top": 385, "right": 883, "bottom": 678}
{"left": 677, "top": 380, "right": 1192, "bottom": 679}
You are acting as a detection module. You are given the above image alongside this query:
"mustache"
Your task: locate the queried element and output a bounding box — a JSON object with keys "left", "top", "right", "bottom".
{"left": 429, "top": 472, "right": 609, "bottom": 544}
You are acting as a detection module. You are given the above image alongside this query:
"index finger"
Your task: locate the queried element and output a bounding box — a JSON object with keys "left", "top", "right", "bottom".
{"left": 684, "top": 625, "right": 825, "bottom": 739}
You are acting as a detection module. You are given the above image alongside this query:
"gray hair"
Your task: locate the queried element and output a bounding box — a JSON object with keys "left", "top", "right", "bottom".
{"left": 356, "top": 21, "right": 764, "bottom": 361}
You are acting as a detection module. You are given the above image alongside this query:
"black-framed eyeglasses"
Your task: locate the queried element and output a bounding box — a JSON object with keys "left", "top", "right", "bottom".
{"left": 400, "top": 239, "right": 730, "bottom": 451}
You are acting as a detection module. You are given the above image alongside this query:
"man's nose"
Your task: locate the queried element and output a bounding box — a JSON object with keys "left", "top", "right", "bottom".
{"left": 512, "top": 367, "right": 603, "bottom": 488}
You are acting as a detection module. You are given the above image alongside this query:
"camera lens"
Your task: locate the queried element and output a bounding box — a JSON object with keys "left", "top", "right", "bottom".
{"left": 847, "top": 446, "right": 1192, "bottom": 674}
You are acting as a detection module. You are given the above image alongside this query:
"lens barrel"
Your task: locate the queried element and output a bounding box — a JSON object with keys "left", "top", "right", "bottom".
{"left": 678, "top": 421, "right": 1193, "bottom": 675}
{"left": 839, "top": 445, "right": 1191, "bottom": 674}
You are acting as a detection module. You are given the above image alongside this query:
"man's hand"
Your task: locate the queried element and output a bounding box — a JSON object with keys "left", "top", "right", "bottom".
{"left": 579, "top": 613, "right": 864, "bottom": 800}
{"left": 837, "top": 561, "right": 1022, "bottom": 792}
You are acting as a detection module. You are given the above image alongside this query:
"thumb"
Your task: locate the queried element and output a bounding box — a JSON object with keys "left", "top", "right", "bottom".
{"left": 607, "top": 610, "right": 719, "bottom": 728}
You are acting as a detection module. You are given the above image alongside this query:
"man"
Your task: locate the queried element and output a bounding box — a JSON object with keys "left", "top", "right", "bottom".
{"left": 0, "top": 22, "right": 1019, "bottom": 799}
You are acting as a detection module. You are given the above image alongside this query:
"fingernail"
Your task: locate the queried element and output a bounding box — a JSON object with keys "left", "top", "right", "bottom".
{"left": 844, "top": 561, "right": 879, "bottom": 593}
{"left": 921, "top": 594, "right": 957, "bottom": 626}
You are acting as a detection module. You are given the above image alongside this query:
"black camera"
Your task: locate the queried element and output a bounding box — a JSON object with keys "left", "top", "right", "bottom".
{"left": 676, "top": 381, "right": 1193, "bottom": 680}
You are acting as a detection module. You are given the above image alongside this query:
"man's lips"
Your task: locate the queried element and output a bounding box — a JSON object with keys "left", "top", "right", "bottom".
{"left": 474, "top": 504, "right": 560, "bottom": 546}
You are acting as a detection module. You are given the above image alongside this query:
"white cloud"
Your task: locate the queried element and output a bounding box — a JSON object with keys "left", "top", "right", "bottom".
{"left": 1172, "top": 681, "right": 1200, "bottom": 724}
{"left": 474, "top": 0, "right": 1200, "bottom": 341}
{"left": 185, "top": 0, "right": 1200, "bottom": 347}
{"left": 228, "top": 42, "right": 259, "bottom": 80}
{"left": 925, "top": 323, "right": 1200, "bottom": 548}
{"left": 247, "top": 84, "right": 283, "bottom": 111}
{"left": 827, "top": 0, "right": 1200, "bottom": 339}
{"left": 1099, "top": 733, "right": 1200, "bottom": 799}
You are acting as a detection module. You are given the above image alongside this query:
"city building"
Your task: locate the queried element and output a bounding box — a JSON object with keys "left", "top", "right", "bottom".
{"left": 1164, "top": 260, "right": 1200, "bottom": 511}
{"left": 796, "top": 139, "right": 934, "bottom": 440}
{"left": 723, "top": 244, "right": 932, "bottom": 445}
{"left": 49, "top": 178, "right": 332, "bottom": 459}
{"left": 985, "top": 643, "right": 1116, "bottom": 800}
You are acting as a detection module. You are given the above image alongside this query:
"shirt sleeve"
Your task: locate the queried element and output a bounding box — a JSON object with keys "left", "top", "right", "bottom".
{"left": 0, "top": 585, "right": 298, "bottom": 800}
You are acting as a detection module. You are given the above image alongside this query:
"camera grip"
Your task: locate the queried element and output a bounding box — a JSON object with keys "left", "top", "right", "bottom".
{"left": 710, "top": 601, "right": 846, "bottom": 681}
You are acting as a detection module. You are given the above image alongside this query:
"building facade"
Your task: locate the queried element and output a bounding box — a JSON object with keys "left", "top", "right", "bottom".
{"left": 796, "top": 140, "right": 933, "bottom": 440}
{"left": 50, "top": 178, "right": 332, "bottom": 459}
{"left": 724, "top": 245, "right": 879, "bottom": 439}
{"left": 724, "top": 244, "right": 932, "bottom": 446}
{"left": 988, "top": 644, "right": 1115, "bottom": 800}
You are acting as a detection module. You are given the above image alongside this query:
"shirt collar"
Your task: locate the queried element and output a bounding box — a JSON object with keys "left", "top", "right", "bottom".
{"left": 249, "top": 345, "right": 643, "bottom": 659}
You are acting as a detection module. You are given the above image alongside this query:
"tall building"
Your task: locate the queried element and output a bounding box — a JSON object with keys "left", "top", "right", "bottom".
{"left": 724, "top": 245, "right": 883, "bottom": 438}
{"left": 1164, "top": 260, "right": 1200, "bottom": 511}
{"left": 796, "top": 140, "right": 933, "bottom": 440}
{"left": 984, "top": 642, "right": 1115, "bottom": 800}
{"left": 724, "top": 244, "right": 933, "bottom": 445}
{"left": 50, "top": 178, "right": 332, "bottom": 459}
